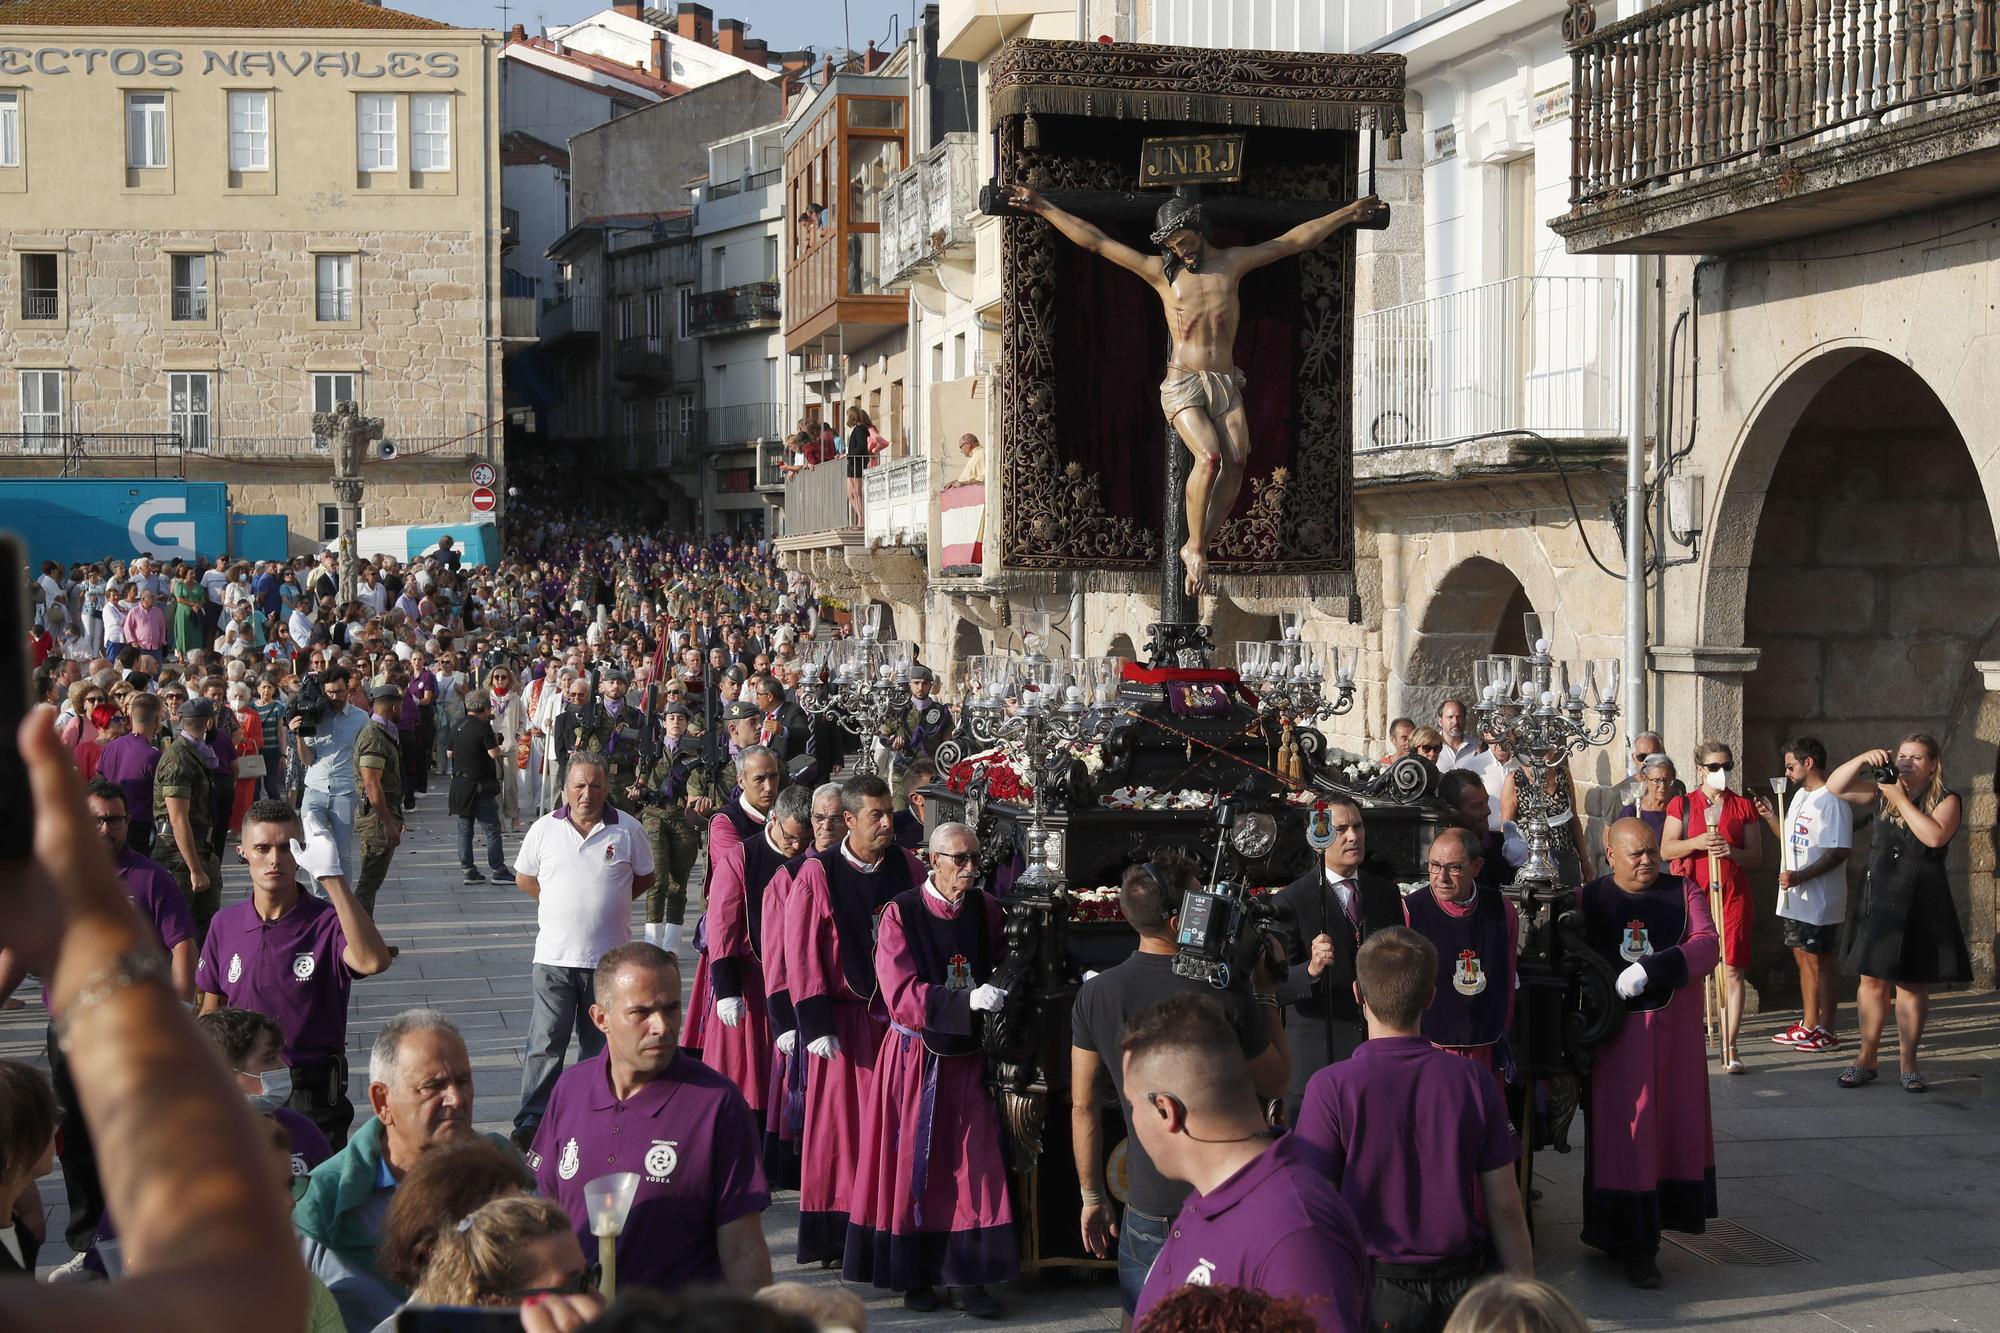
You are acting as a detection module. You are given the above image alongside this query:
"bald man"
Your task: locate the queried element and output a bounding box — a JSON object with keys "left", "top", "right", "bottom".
{"left": 1402, "top": 826, "right": 1517, "bottom": 1090}
{"left": 1575, "top": 818, "right": 1720, "bottom": 1288}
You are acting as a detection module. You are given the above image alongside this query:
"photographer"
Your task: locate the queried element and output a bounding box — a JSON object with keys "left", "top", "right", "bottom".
{"left": 1069, "top": 853, "right": 1290, "bottom": 1319}
{"left": 292, "top": 665, "right": 371, "bottom": 884}
{"left": 1826, "top": 736, "right": 1970, "bottom": 1092}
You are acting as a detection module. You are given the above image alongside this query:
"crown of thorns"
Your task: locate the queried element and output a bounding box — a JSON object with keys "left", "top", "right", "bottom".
{"left": 1150, "top": 198, "right": 1210, "bottom": 247}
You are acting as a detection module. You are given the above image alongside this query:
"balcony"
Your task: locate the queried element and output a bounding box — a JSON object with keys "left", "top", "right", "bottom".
{"left": 21, "top": 288, "right": 58, "bottom": 320}
{"left": 776, "top": 458, "right": 861, "bottom": 551}
{"left": 171, "top": 290, "right": 208, "bottom": 322}
{"left": 613, "top": 335, "right": 670, "bottom": 382}
{"left": 0, "top": 418, "right": 495, "bottom": 465}
{"left": 686, "top": 281, "right": 780, "bottom": 337}
{"left": 1556, "top": 0, "right": 2000, "bottom": 254}
{"left": 501, "top": 206, "right": 520, "bottom": 252}
{"left": 705, "top": 166, "right": 781, "bottom": 203}
{"left": 315, "top": 292, "right": 352, "bottom": 323}
{"left": 864, "top": 456, "right": 928, "bottom": 549}
{"left": 599, "top": 430, "right": 680, "bottom": 473}
{"left": 881, "top": 133, "right": 979, "bottom": 284}
{"left": 700, "top": 401, "right": 786, "bottom": 448}
{"left": 1354, "top": 276, "right": 1626, "bottom": 451}
{"left": 539, "top": 295, "right": 601, "bottom": 350}
{"left": 755, "top": 437, "right": 790, "bottom": 492}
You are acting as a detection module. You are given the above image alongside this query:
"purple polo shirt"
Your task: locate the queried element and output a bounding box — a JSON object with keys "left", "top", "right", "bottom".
{"left": 274, "top": 1106, "right": 334, "bottom": 1181}
{"left": 195, "top": 891, "right": 355, "bottom": 1066}
{"left": 46, "top": 847, "right": 193, "bottom": 1013}
{"left": 96, "top": 734, "right": 162, "bottom": 830}
{"left": 1294, "top": 1035, "right": 1519, "bottom": 1265}
{"left": 1133, "top": 1133, "right": 1368, "bottom": 1333}
{"left": 527, "top": 1050, "right": 769, "bottom": 1293}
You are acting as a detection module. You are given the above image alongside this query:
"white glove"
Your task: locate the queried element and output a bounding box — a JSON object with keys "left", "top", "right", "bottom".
{"left": 807, "top": 1034, "right": 842, "bottom": 1060}
{"left": 969, "top": 983, "right": 1008, "bottom": 1013}
{"left": 715, "top": 997, "right": 745, "bottom": 1028}
{"left": 1615, "top": 962, "right": 1649, "bottom": 999}
{"left": 291, "top": 811, "right": 344, "bottom": 882}
{"left": 776, "top": 1029, "right": 798, "bottom": 1057}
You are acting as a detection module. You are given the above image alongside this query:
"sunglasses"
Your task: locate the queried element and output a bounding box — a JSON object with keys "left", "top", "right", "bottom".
{"left": 1702, "top": 761, "right": 1734, "bottom": 772}
{"left": 933, "top": 850, "right": 979, "bottom": 867}
{"left": 498, "top": 1263, "right": 600, "bottom": 1300}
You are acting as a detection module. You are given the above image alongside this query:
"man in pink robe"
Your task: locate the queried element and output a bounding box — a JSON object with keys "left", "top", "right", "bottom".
{"left": 763, "top": 782, "right": 848, "bottom": 1190}
{"left": 782, "top": 772, "right": 928, "bottom": 1265}
{"left": 843, "top": 820, "right": 1017, "bottom": 1316}
{"left": 1576, "top": 817, "right": 1720, "bottom": 1289}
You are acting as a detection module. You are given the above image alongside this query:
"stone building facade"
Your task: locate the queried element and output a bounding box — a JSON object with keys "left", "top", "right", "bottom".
{"left": 0, "top": 2, "right": 502, "bottom": 551}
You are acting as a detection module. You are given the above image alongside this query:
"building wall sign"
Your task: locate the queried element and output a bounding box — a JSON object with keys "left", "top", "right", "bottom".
{"left": 0, "top": 46, "right": 461, "bottom": 79}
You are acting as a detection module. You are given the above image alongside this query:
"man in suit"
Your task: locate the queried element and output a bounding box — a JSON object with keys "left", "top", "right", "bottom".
{"left": 1272, "top": 795, "right": 1403, "bottom": 1122}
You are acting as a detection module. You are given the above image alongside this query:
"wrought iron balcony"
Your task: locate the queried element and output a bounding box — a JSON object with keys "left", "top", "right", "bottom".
{"left": 21, "top": 288, "right": 57, "bottom": 320}
{"left": 863, "top": 456, "right": 928, "bottom": 549}
{"left": 777, "top": 454, "right": 861, "bottom": 550}
{"left": 881, "top": 133, "right": 979, "bottom": 284}
{"left": 686, "top": 281, "right": 780, "bottom": 337}
{"left": 1557, "top": 0, "right": 2000, "bottom": 253}
{"left": 699, "top": 401, "right": 786, "bottom": 448}
{"left": 1354, "top": 276, "right": 1627, "bottom": 450}
{"left": 315, "top": 292, "right": 353, "bottom": 322}
{"left": 171, "top": 290, "right": 208, "bottom": 322}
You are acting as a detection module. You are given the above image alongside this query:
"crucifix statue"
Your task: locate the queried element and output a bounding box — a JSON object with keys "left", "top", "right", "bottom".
{"left": 312, "top": 399, "right": 384, "bottom": 605}
{"left": 1006, "top": 184, "right": 1387, "bottom": 596}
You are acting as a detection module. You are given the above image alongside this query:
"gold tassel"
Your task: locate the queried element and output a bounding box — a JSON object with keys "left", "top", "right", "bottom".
{"left": 1385, "top": 130, "right": 1404, "bottom": 161}
{"left": 1023, "top": 106, "right": 1040, "bottom": 149}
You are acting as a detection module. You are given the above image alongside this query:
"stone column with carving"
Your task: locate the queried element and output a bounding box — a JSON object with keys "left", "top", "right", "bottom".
{"left": 312, "top": 400, "right": 384, "bottom": 606}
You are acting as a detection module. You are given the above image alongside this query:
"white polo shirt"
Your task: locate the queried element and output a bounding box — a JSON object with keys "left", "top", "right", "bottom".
{"left": 517, "top": 805, "right": 655, "bottom": 969}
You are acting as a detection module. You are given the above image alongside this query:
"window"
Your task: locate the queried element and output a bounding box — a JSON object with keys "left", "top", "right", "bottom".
{"left": 20, "top": 253, "right": 58, "bottom": 320}
{"left": 0, "top": 91, "right": 19, "bottom": 168}
{"left": 311, "top": 372, "right": 357, "bottom": 450}
{"left": 710, "top": 246, "right": 727, "bottom": 290}
{"left": 676, "top": 394, "right": 695, "bottom": 440}
{"left": 954, "top": 332, "right": 967, "bottom": 379}
{"left": 356, "top": 94, "right": 396, "bottom": 172}
{"left": 126, "top": 93, "right": 167, "bottom": 169}
{"left": 170, "top": 254, "right": 209, "bottom": 322}
{"left": 318, "top": 503, "right": 363, "bottom": 542}
{"left": 763, "top": 235, "right": 777, "bottom": 281}
{"left": 847, "top": 99, "right": 904, "bottom": 129}
{"left": 617, "top": 296, "right": 636, "bottom": 341}
{"left": 930, "top": 343, "right": 944, "bottom": 382}
{"left": 168, "top": 372, "right": 212, "bottom": 451}
{"left": 411, "top": 94, "right": 450, "bottom": 172}
{"left": 676, "top": 285, "right": 693, "bottom": 340}
{"left": 654, "top": 397, "right": 670, "bottom": 448}
{"left": 19, "top": 370, "right": 62, "bottom": 440}
{"left": 228, "top": 91, "right": 269, "bottom": 172}
{"left": 645, "top": 290, "right": 664, "bottom": 349}
{"left": 315, "top": 254, "right": 354, "bottom": 322}
{"left": 622, "top": 401, "right": 638, "bottom": 439}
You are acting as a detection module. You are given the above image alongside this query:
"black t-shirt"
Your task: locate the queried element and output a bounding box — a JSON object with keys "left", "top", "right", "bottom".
{"left": 452, "top": 715, "right": 499, "bottom": 786}
{"left": 1069, "top": 950, "right": 1272, "bottom": 1218}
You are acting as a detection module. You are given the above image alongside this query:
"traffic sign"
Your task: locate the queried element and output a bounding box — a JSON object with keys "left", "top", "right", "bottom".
{"left": 471, "top": 486, "right": 497, "bottom": 514}
{"left": 470, "top": 462, "right": 497, "bottom": 487}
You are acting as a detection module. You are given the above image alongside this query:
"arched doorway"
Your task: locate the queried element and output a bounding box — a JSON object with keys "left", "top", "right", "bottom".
{"left": 1405, "top": 555, "right": 1538, "bottom": 727}
{"left": 1735, "top": 351, "right": 1999, "bottom": 995}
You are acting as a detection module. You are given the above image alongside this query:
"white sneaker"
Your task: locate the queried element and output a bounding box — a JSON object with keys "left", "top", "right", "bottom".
{"left": 641, "top": 922, "right": 661, "bottom": 947}
{"left": 660, "top": 923, "right": 682, "bottom": 955}
{"left": 44, "top": 1252, "right": 101, "bottom": 1284}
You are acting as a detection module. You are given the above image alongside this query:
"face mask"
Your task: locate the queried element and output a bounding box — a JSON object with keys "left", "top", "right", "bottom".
{"left": 246, "top": 1066, "right": 292, "bottom": 1112}
{"left": 1704, "top": 767, "right": 1729, "bottom": 792}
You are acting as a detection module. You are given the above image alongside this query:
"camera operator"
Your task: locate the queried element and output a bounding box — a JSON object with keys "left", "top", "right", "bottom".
{"left": 291, "top": 665, "right": 370, "bottom": 885}
{"left": 1069, "top": 852, "right": 1290, "bottom": 1320}
{"left": 1273, "top": 797, "right": 1403, "bottom": 1121}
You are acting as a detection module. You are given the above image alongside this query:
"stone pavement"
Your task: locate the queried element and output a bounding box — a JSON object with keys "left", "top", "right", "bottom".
{"left": 5, "top": 788, "right": 1999, "bottom": 1330}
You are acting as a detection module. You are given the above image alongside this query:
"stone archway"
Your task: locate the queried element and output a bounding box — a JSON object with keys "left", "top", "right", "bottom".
{"left": 1728, "top": 350, "right": 1999, "bottom": 991}
{"left": 1403, "top": 556, "right": 1540, "bottom": 728}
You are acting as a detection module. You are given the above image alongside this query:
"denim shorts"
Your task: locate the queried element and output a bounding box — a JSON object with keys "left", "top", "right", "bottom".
{"left": 1117, "top": 1205, "right": 1171, "bottom": 1314}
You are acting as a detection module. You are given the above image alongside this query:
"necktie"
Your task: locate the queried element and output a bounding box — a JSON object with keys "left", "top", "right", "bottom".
{"left": 1333, "top": 879, "right": 1362, "bottom": 940}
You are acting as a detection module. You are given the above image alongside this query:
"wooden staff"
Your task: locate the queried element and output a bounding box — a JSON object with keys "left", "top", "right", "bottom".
{"left": 1706, "top": 844, "right": 1724, "bottom": 1056}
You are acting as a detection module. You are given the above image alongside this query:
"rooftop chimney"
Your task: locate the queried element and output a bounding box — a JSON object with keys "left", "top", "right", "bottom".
{"left": 675, "top": 2, "right": 712, "bottom": 43}
{"left": 612, "top": 1, "right": 642, "bottom": 16}
{"left": 742, "top": 36, "right": 768, "bottom": 65}
{"left": 716, "top": 17, "right": 746, "bottom": 58}
{"left": 650, "top": 32, "right": 667, "bottom": 79}
{"left": 863, "top": 39, "right": 882, "bottom": 72}
{"left": 821, "top": 52, "right": 834, "bottom": 86}
{"left": 508, "top": 22, "right": 526, "bottom": 41}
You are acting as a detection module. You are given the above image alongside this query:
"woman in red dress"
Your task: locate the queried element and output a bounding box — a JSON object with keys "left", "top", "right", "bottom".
{"left": 1662, "top": 739, "right": 1763, "bottom": 1073}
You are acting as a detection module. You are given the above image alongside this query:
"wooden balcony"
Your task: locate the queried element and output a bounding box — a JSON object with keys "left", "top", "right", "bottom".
{"left": 1555, "top": 0, "right": 2000, "bottom": 253}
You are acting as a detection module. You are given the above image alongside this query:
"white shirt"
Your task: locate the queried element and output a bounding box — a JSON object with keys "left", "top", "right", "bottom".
{"left": 358, "top": 581, "right": 389, "bottom": 614}
{"left": 201, "top": 568, "right": 229, "bottom": 605}
{"left": 1436, "top": 736, "right": 1483, "bottom": 773}
{"left": 1778, "top": 785, "right": 1851, "bottom": 926}
{"left": 1457, "top": 750, "right": 1511, "bottom": 829}
{"left": 517, "top": 805, "right": 655, "bottom": 968}
{"left": 1322, "top": 867, "right": 1359, "bottom": 925}
{"left": 288, "top": 606, "right": 316, "bottom": 648}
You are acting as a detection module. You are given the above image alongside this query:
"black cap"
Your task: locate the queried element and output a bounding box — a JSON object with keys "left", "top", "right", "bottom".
{"left": 662, "top": 701, "right": 692, "bottom": 719}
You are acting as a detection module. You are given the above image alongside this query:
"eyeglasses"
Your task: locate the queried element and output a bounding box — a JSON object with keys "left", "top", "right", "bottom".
{"left": 497, "top": 1264, "right": 600, "bottom": 1301}
{"left": 1426, "top": 861, "right": 1469, "bottom": 875}
{"left": 1702, "top": 761, "right": 1735, "bottom": 772}
{"left": 91, "top": 813, "right": 129, "bottom": 826}
{"left": 934, "top": 850, "right": 978, "bottom": 867}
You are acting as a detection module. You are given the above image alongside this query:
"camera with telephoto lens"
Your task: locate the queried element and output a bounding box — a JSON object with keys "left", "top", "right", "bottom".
{"left": 1865, "top": 758, "right": 1899, "bottom": 784}
{"left": 1171, "top": 801, "right": 1296, "bottom": 990}
{"left": 291, "top": 672, "right": 331, "bottom": 737}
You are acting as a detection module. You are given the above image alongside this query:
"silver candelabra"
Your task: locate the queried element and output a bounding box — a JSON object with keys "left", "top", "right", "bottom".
{"left": 796, "top": 605, "right": 916, "bottom": 776}
{"left": 1470, "top": 612, "right": 1622, "bottom": 886}
{"left": 1235, "top": 613, "right": 1357, "bottom": 725}
{"left": 963, "top": 645, "right": 1122, "bottom": 892}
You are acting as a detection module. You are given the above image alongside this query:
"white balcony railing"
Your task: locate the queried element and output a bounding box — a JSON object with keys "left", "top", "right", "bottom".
{"left": 881, "top": 133, "right": 979, "bottom": 284}
{"left": 1353, "top": 275, "right": 1626, "bottom": 452}
{"left": 864, "top": 456, "right": 928, "bottom": 549}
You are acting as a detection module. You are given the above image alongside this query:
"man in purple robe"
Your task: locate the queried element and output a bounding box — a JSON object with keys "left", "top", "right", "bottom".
{"left": 1577, "top": 817, "right": 1720, "bottom": 1288}
{"left": 761, "top": 782, "right": 848, "bottom": 1190}
{"left": 1402, "top": 827, "right": 1517, "bottom": 1089}
{"left": 780, "top": 773, "right": 928, "bottom": 1265}
{"left": 844, "top": 820, "right": 1016, "bottom": 1317}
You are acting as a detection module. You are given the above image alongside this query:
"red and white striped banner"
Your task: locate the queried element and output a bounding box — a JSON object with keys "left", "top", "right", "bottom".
{"left": 940, "top": 482, "right": 985, "bottom": 571}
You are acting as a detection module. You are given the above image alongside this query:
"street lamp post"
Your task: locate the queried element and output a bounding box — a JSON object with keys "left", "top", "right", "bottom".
{"left": 312, "top": 400, "right": 384, "bottom": 605}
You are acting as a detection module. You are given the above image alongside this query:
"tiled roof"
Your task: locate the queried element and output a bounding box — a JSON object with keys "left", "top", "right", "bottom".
{"left": 501, "top": 131, "right": 569, "bottom": 170}
{"left": 0, "top": 0, "right": 450, "bottom": 29}
{"left": 508, "top": 34, "right": 685, "bottom": 98}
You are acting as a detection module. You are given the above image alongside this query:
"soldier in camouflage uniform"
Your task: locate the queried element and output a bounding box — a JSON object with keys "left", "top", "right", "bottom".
{"left": 353, "top": 683, "right": 405, "bottom": 918}
{"left": 886, "top": 663, "right": 955, "bottom": 801}
{"left": 593, "top": 671, "right": 646, "bottom": 814}
{"left": 154, "top": 696, "right": 223, "bottom": 944}
{"left": 633, "top": 701, "right": 704, "bottom": 953}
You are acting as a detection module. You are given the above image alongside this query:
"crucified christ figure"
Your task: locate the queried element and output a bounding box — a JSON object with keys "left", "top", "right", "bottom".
{"left": 1008, "top": 185, "right": 1388, "bottom": 595}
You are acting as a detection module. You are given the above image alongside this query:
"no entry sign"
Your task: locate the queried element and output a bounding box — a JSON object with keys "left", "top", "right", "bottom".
{"left": 471, "top": 486, "right": 497, "bottom": 514}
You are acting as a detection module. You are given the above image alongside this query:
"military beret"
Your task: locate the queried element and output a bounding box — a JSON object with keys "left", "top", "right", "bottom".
{"left": 662, "top": 702, "right": 692, "bottom": 719}
{"left": 366, "top": 683, "right": 402, "bottom": 703}
{"left": 909, "top": 663, "right": 934, "bottom": 682}
{"left": 723, "top": 664, "right": 748, "bottom": 683}
{"left": 179, "top": 697, "right": 217, "bottom": 721}
{"left": 723, "top": 700, "right": 760, "bottom": 722}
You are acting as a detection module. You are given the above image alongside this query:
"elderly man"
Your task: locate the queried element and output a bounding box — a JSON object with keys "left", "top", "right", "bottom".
{"left": 782, "top": 773, "right": 929, "bottom": 1265}
{"left": 843, "top": 821, "right": 1015, "bottom": 1317}
{"left": 199, "top": 800, "right": 392, "bottom": 1146}
{"left": 121, "top": 587, "right": 167, "bottom": 655}
{"left": 761, "top": 781, "right": 848, "bottom": 1189}
{"left": 1273, "top": 796, "right": 1403, "bottom": 1121}
{"left": 1577, "top": 818, "right": 1720, "bottom": 1288}
{"left": 295, "top": 1010, "right": 505, "bottom": 1331}
{"left": 684, "top": 751, "right": 797, "bottom": 1121}
{"left": 1402, "top": 827, "right": 1518, "bottom": 1088}
{"left": 530, "top": 942, "right": 773, "bottom": 1297}
{"left": 511, "top": 753, "right": 657, "bottom": 1150}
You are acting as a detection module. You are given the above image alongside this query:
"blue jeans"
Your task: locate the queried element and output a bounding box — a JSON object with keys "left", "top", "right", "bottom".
{"left": 302, "top": 786, "right": 358, "bottom": 886}
{"left": 515, "top": 964, "right": 605, "bottom": 1132}
{"left": 1117, "top": 1205, "right": 1171, "bottom": 1314}
{"left": 458, "top": 793, "right": 506, "bottom": 874}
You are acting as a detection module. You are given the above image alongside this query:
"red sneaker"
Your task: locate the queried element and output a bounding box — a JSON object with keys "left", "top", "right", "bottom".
{"left": 1772, "top": 1024, "right": 1811, "bottom": 1046}
{"left": 1807, "top": 1027, "right": 1839, "bottom": 1050}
